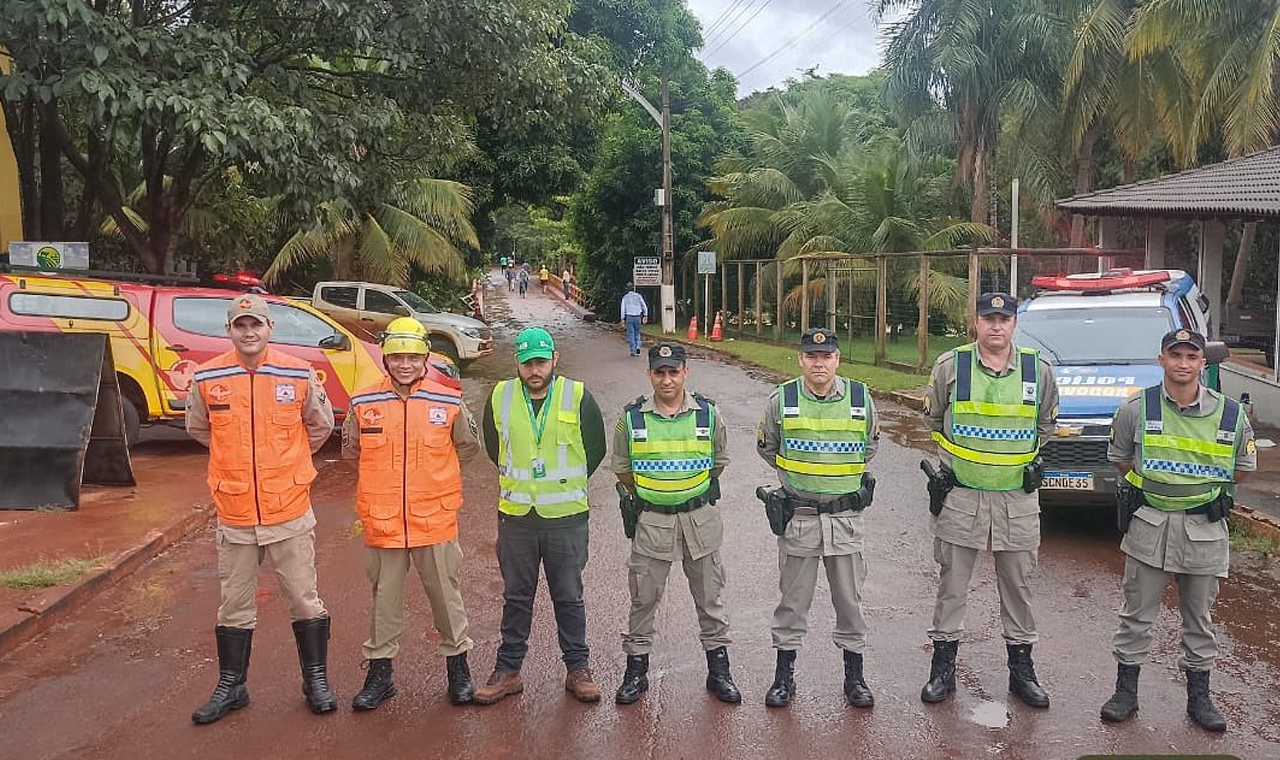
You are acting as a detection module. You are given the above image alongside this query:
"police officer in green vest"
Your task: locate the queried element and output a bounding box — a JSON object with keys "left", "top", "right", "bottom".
{"left": 613, "top": 341, "right": 740, "bottom": 705}
{"left": 474, "top": 327, "right": 608, "bottom": 705}
{"left": 756, "top": 328, "right": 879, "bottom": 709}
{"left": 921, "top": 292, "right": 1058, "bottom": 708}
{"left": 1100, "top": 328, "right": 1255, "bottom": 732}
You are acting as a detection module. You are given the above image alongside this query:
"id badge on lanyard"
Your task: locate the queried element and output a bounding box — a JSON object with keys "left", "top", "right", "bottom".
{"left": 532, "top": 458, "right": 546, "bottom": 479}
{"left": 524, "top": 378, "right": 556, "bottom": 481}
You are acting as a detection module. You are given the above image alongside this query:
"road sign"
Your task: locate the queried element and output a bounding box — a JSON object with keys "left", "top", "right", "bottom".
{"left": 9, "top": 241, "right": 89, "bottom": 270}
{"left": 697, "top": 251, "right": 717, "bottom": 275}
{"left": 633, "top": 256, "right": 661, "bottom": 287}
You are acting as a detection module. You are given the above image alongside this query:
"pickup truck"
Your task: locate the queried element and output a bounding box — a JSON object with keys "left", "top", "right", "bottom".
{"left": 1013, "top": 269, "right": 1228, "bottom": 507}
{"left": 310, "top": 281, "right": 493, "bottom": 368}
{"left": 0, "top": 271, "right": 458, "bottom": 445}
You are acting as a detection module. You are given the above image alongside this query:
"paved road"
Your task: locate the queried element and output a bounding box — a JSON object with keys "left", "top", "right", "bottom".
{"left": 2, "top": 275, "right": 1279, "bottom": 759}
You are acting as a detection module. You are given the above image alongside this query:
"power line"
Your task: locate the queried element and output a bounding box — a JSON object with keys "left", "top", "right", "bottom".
{"left": 735, "top": 0, "right": 854, "bottom": 80}
{"left": 702, "top": 0, "right": 754, "bottom": 41}
{"left": 704, "top": 0, "right": 776, "bottom": 58}
{"left": 704, "top": 0, "right": 766, "bottom": 48}
{"left": 740, "top": 10, "right": 867, "bottom": 91}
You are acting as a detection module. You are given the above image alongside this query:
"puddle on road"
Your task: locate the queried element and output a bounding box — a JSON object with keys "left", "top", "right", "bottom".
{"left": 878, "top": 407, "right": 933, "bottom": 450}
{"left": 967, "top": 699, "right": 1010, "bottom": 729}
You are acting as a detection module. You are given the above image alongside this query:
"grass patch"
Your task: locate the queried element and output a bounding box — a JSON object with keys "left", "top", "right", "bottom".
{"left": 0, "top": 556, "right": 105, "bottom": 590}
{"left": 1231, "top": 524, "right": 1279, "bottom": 557}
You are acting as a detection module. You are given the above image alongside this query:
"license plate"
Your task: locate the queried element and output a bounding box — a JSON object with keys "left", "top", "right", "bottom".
{"left": 1042, "top": 471, "right": 1094, "bottom": 490}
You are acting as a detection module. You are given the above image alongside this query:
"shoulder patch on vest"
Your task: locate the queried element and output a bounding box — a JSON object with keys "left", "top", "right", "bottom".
{"left": 624, "top": 395, "right": 647, "bottom": 411}
{"left": 692, "top": 392, "right": 715, "bottom": 406}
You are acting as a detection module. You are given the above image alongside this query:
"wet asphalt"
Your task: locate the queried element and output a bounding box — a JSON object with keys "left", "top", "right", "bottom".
{"left": 1, "top": 273, "right": 1278, "bottom": 759}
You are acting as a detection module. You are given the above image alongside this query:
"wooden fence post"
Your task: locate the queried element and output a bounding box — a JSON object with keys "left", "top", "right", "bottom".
{"left": 775, "top": 260, "right": 784, "bottom": 339}
{"left": 827, "top": 260, "right": 837, "bottom": 331}
{"left": 737, "top": 261, "right": 744, "bottom": 337}
{"left": 918, "top": 254, "right": 929, "bottom": 370}
{"left": 801, "top": 258, "right": 810, "bottom": 333}
{"left": 875, "top": 255, "right": 888, "bottom": 366}
{"left": 755, "top": 260, "right": 763, "bottom": 337}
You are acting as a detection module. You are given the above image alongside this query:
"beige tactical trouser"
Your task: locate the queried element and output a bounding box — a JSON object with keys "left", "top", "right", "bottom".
{"left": 1112, "top": 555, "right": 1220, "bottom": 671}
{"left": 362, "top": 541, "right": 473, "bottom": 660}
{"left": 772, "top": 551, "right": 868, "bottom": 652}
{"left": 927, "top": 538, "right": 1038, "bottom": 644}
{"left": 217, "top": 530, "right": 327, "bottom": 628}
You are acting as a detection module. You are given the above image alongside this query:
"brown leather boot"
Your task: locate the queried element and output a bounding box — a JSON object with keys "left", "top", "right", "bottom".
{"left": 473, "top": 669, "right": 523, "bottom": 705}
{"left": 565, "top": 668, "right": 602, "bottom": 703}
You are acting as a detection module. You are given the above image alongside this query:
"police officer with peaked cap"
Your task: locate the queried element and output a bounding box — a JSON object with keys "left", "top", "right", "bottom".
{"left": 921, "top": 292, "right": 1058, "bottom": 708}
{"left": 757, "top": 327, "right": 880, "bottom": 709}
{"left": 1100, "top": 328, "right": 1255, "bottom": 732}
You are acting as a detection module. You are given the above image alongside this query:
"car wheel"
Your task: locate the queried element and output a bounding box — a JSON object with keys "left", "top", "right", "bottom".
{"left": 434, "top": 339, "right": 461, "bottom": 368}
{"left": 121, "top": 396, "right": 141, "bottom": 448}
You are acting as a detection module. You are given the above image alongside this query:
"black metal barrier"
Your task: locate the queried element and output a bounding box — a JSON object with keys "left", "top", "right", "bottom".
{"left": 0, "top": 332, "right": 135, "bottom": 509}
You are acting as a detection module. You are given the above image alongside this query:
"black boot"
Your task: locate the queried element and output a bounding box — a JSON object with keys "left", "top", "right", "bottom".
{"left": 1185, "top": 669, "right": 1226, "bottom": 732}
{"left": 1007, "top": 643, "right": 1050, "bottom": 708}
{"left": 351, "top": 658, "right": 395, "bottom": 711}
{"left": 192, "top": 626, "right": 253, "bottom": 724}
{"left": 920, "top": 640, "right": 958, "bottom": 703}
{"left": 705, "top": 646, "right": 742, "bottom": 704}
{"left": 842, "top": 649, "right": 874, "bottom": 708}
{"left": 764, "top": 649, "right": 797, "bottom": 708}
{"left": 615, "top": 654, "right": 650, "bottom": 705}
{"left": 447, "top": 652, "right": 475, "bottom": 705}
{"left": 1100, "top": 663, "right": 1140, "bottom": 722}
{"left": 292, "top": 617, "right": 338, "bottom": 714}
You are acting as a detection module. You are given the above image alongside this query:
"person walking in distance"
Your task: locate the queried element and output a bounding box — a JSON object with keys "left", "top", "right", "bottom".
{"left": 473, "top": 327, "right": 609, "bottom": 705}
{"left": 518, "top": 267, "right": 530, "bottom": 298}
{"left": 342, "top": 318, "right": 482, "bottom": 710}
{"left": 920, "top": 292, "right": 1058, "bottom": 709}
{"left": 1099, "top": 329, "right": 1255, "bottom": 732}
{"left": 620, "top": 283, "right": 649, "bottom": 357}
{"left": 186, "top": 294, "right": 337, "bottom": 724}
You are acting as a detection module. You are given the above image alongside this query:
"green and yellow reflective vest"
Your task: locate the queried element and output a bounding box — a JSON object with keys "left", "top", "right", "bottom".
{"left": 775, "top": 377, "right": 868, "bottom": 495}
{"left": 625, "top": 395, "right": 715, "bottom": 506}
{"left": 932, "top": 344, "right": 1041, "bottom": 491}
{"left": 492, "top": 377, "right": 589, "bottom": 518}
{"left": 1123, "top": 386, "right": 1242, "bottom": 511}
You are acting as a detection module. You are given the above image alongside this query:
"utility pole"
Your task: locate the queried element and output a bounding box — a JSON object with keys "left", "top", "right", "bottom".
{"left": 619, "top": 75, "right": 677, "bottom": 333}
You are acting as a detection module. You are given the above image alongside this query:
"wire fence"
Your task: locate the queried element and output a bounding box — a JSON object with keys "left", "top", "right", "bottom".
{"left": 688, "top": 248, "right": 1144, "bottom": 371}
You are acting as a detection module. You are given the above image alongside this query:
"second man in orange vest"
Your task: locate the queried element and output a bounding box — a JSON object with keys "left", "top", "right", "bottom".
{"left": 342, "top": 318, "right": 482, "bottom": 708}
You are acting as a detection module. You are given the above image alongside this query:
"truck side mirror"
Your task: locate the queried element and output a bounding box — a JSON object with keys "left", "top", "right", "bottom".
{"left": 319, "top": 333, "right": 351, "bottom": 351}
{"left": 1204, "top": 340, "right": 1229, "bottom": 365}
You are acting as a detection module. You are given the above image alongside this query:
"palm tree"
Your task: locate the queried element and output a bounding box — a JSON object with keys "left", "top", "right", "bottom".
{"left": 875, "top": 0, "right": 1060, "bottom": 225}
{"left": 263, "top": 178, "right": 478, "bottom": 287}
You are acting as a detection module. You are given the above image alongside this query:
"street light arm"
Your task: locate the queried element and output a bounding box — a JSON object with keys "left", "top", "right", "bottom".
{"left": 620, "top": 79, "right": 663, "bottom": 128}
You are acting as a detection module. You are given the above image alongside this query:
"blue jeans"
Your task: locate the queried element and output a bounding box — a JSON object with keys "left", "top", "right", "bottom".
{"left": 625, "top": 315, "right": 643, "bottom": 354}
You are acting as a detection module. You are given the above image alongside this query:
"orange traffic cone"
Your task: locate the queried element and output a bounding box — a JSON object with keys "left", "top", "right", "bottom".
{"left": 686, "top": 315, "right": 699, "bottom": 341}
{"left": 710, "top": 311, "right": 723, "bottom": 341}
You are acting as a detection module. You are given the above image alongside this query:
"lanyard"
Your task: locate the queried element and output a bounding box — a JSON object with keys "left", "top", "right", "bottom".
{"left": 523, "top": 377, "right": 557, "bottom": 445}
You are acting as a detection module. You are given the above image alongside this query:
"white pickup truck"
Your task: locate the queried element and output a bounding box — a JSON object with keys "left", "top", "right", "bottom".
{"left": 309, "top": 280, "right": 493, "bottom": 368}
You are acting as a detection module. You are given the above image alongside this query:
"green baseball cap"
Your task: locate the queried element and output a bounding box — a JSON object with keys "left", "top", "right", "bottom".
{"left": 514, "top": 327, "right": 555, "bottom": 363}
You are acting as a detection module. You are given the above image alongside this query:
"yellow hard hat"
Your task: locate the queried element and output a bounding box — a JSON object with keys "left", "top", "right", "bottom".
{"left": 382, "top": 317, "right": 430, "bottom": 355}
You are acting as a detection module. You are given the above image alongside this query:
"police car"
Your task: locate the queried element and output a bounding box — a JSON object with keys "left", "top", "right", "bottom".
{"left": 1013, "top": 269, "right": 1227, "bottom": 506}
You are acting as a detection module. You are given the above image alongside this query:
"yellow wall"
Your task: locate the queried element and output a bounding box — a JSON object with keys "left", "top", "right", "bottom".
{"left": 0, "top": 49, "right": 24, "bottom": 252}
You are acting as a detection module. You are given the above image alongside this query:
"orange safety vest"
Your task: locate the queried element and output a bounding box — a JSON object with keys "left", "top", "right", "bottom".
{"left": 351, "top": 376, "right": 464, "bottom": 548}
{"left": 193, "top": 348, "right": 318, "bottom": 527}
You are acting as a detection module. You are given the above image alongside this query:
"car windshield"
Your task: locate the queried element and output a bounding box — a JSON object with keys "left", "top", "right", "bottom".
{"left": 394, "top": 290, "right": 437, "bottom": 314}
{"left": 1015, "top": 306, "right": 1173, "bottom": 364}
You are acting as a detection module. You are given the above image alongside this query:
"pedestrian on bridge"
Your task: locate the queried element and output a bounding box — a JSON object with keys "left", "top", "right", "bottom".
{"left": 920, "top": 292, "right": 1058, "bottom": 709}
{"left": 613, "top": 342, "right": 741, "bottom": 706}
{"left": 620, "top": 282, "right": 648, "bottom": 356}
{"left": 473, "top": 327, "right": 608, "bottom": 705}
{"left": 1100, "top": 328, "right": 1255, "bottom": 732}
{"left": 756, "top": 328, "right": 878, "bottom": 709}
{"left": 341, "top": 317, "right": 482, "bottom": 710}
{"left": 186, "top": 294, "right": 337, "bottom": 724}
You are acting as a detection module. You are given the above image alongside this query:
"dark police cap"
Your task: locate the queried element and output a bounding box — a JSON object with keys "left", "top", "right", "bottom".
{"left": 649, "top": 342, "right": 686, "bottom": 369}
{"left": 977, "top": 292, "right": 1018, "bottom": 316}
{"left": 1161, "top": 328, "right": 1206, "bottom": 353}
{"left": 800, "top": 328, "right": 839, "bottom": 353}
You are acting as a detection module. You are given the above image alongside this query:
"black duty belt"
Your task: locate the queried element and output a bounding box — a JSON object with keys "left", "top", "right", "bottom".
{"left": 785, "top": 494, "right": 861, "bottom": 516}
{"left": 1183, "top": 502, "right": 1215, "bottom": 516}
{"left": 641, "top": 496, "right": 711, "bottom": 515}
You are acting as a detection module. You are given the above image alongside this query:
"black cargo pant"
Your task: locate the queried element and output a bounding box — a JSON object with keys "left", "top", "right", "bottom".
{"left": 494, "top": 513, "right": 590, "bottom": 672}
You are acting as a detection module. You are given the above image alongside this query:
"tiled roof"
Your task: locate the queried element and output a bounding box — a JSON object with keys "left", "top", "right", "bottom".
{"left": 1055, "top": 145, "right": 1280, "bottom": 219}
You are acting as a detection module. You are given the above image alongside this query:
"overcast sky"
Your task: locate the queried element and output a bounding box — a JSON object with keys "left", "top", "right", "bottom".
{"left": 687, "top": 0, "right": 886, "bottom": 96}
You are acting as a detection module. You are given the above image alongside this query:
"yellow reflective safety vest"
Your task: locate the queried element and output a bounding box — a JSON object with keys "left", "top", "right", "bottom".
{"left": 1123, "top": 386, "right": 1242, "bottom": 511}
{"left": 932, "top": 345, "right": 1040, "bottom": 491}
{"left": 625, "top": 395, "right": 715, "bottom": 506}
{"left": 775, "top": 377, "right": 868, "bottom": 495}
{"left": 492, "top": 377, "right": 589, "bottom": 518}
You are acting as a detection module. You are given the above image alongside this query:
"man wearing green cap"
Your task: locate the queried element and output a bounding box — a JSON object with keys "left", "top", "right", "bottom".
{"left": 474, "top": 327, "right": 608, "bottom": 705}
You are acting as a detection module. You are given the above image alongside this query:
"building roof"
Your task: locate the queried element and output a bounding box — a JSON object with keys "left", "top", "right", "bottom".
{"left": 1055, "top": 145, "right": 1280, "bottom": 219}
